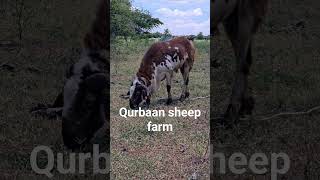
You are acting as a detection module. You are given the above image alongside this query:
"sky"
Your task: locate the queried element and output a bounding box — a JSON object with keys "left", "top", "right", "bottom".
{"left": 132, "top": 0, "right": 210, "bottom": 36}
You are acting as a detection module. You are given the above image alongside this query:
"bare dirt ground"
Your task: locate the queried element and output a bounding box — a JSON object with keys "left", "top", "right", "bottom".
{"left": 211, "top": 0, "right": 320, "bottom": 179}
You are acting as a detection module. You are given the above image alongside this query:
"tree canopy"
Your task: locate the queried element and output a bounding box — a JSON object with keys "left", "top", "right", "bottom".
{"left": 196, "top": 32, "right": 204, "bottom": 40}
{"left": 110, "top": 0, "right": 163, "bottom": 38}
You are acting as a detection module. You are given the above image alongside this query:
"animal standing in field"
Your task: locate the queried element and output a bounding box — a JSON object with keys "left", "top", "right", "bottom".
{"left": 31, "top": 0, "right": 108, "bottom": 150}
{"left": 211, "top": 0, "right": 269, "bottom": 125}
{"left": 128, "top": 37, "right": 195, "bottom": 109}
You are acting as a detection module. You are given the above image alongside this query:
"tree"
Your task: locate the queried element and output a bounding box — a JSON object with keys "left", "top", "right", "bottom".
{"left": 153, "top": 32, "right": 162, "bottom": 38}
{"left": 196, "top": 32, "right": 204, "bottom": 40}
{"left": 164, "top": 29, "right": 171, "bottom": 36}
{"left": 110, "top": 0, "right": 133, "bottom": 39}
{"left": 133, "top": 9, "right": 162, "bottom": 35}
{"left": 161, "top": 28, "right": 172, "bottom": 41}
{"left": 110, "top": 0, "right": 163, "bottom": 39}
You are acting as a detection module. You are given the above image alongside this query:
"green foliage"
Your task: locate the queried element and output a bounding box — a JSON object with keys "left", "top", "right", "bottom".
{"left": 152, "top": 32, "right": 162, "bottom": 38}
{"left": 133, "top": 9, "right": 162, "bottom": 34}
{"left": 160, "top": 28, "right": 172, "bottom": 41}
{"left": 110, "top": 0, "right": 163, "bottom": 39}
{"left": 196, "top": 32, "right": 204, "bottom": 40}
{"left": 110, "top": 0, "right": 133, "bottom": 38}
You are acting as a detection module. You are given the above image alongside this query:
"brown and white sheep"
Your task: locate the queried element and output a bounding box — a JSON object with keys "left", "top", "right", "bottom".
{"left": 129, "top": 37, "right": 195, "bottom": 109}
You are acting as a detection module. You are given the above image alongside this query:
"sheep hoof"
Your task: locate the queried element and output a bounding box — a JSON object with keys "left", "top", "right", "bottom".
{"left": 179, "top": 92, "right": 189, "bottom": 101}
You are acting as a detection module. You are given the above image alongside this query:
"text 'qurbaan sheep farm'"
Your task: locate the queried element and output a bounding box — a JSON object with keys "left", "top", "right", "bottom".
{"left": 119, "top": 107, "right": 201, "bottom": 119}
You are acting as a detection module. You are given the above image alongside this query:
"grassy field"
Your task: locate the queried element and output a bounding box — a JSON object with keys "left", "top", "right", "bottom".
{"left": 1, "top": 0, "right": 319, "bottom": 179}
{"left": 110, "top": 39, "right": 210, "bottom": 179}
{"left": 211, "top": 0, "right": 320, "bottom": 179}
{"left": 0, "top": 0, "right": 110, "bottom": 179}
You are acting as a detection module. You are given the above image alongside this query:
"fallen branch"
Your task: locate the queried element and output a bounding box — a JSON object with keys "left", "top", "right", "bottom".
{"left": 211, "top": 105, "right": 320, "bottom": 122}
{"left": 257, "top": 105, "right": 320, "bottom": 121}
{"left": 0, "top": 41, "right": 19, "bottom": 48}
{"left": 189, "top": 96, "right": 210, "bottom": 100}
{"left": 157, "top": 95, "right": 210, "bottom": 101}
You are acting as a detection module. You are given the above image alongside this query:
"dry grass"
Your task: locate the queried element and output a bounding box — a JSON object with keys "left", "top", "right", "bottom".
{"left": 110, "top": 39, "right": 210, "bottom": 179}
{"left": 210, "top": 0, "right": 320, "bottom": 179}
{"left": 0, "top": 0, "right": 109, "bottom": 179}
